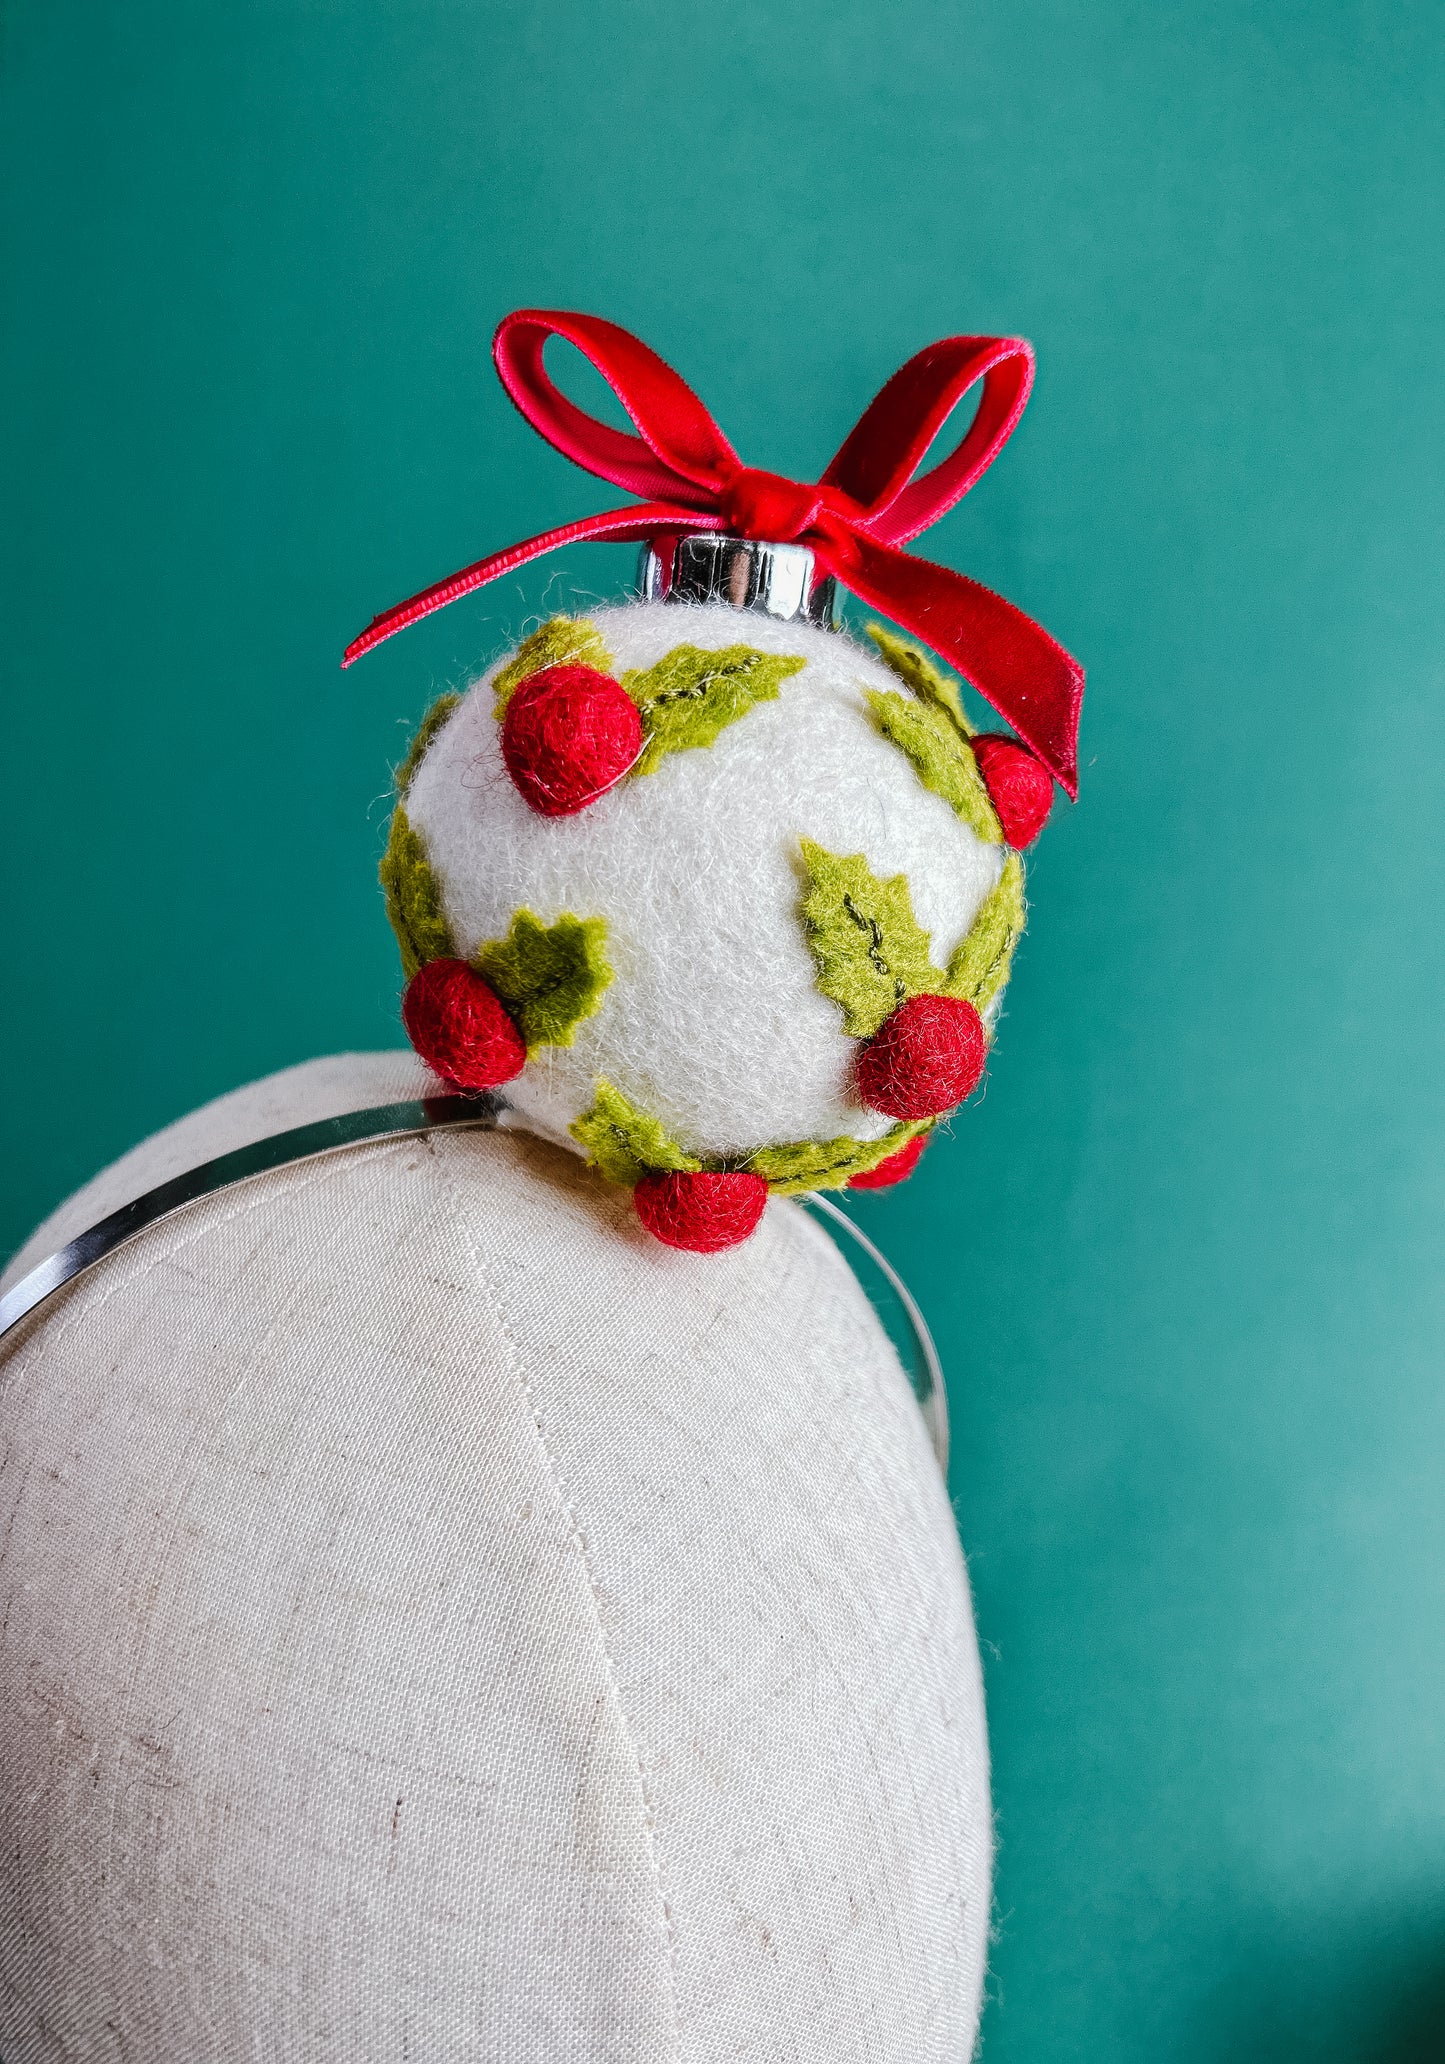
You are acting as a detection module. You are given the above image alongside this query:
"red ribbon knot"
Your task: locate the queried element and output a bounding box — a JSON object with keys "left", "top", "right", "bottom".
{"left": 344, "top": 308, "right": 1084, "bottom": 795}
{"left": 719, "top": 467, "right": 826, "bottom": 544}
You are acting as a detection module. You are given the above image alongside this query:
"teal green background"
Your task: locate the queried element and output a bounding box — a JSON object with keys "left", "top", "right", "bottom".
{"left": 4, "top": 2, "right": 1445, "bottom": 2055}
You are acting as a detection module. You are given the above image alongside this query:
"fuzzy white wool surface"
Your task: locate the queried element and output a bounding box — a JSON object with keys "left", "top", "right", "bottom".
{"left": 406, "top": 603, "right": 1006, "bottom": 1159}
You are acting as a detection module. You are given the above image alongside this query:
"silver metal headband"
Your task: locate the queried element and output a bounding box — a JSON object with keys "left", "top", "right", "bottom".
{"left": 0, "top": 1097, "right": 947, "bottom": 1469}
{"left": 0, "top": 1095, "right": 503, "bottom": 1342}
{"left": 637, "top": 534, "right": 839, "bottom": 628}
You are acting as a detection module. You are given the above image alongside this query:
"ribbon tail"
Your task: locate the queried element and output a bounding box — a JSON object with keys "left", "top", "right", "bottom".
{"left": 827, "top": 532, "right": 1084, "bottom": 796}
{"left": 342, "top": 502, "right": 716, "bottom": 666}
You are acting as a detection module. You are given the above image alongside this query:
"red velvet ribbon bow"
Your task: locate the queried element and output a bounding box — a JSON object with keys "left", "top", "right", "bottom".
{"left": 344, "top": 309, "right": 1084, "bottom": 795}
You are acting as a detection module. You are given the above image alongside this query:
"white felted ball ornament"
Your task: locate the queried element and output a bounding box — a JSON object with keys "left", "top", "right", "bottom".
{"left": 355, "top": 309, "right": 1084, "bottom": 1254}
{"left": 0, "top": 308, "right": 1083, "bottom": 2062}
{"left": 389, "top": 605, "right": 1022, "bottom": 1242}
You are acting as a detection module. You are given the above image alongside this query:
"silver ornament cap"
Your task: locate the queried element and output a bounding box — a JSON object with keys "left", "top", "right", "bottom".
{"left": 637, "top": 533, "right": 838, "bottom": 628}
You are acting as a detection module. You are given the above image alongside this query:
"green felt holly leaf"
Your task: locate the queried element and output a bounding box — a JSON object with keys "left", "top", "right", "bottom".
{"left": 622, "top": 643, "right": 805, "bottom": 775}
{"left": 474, "top": 909, "right": 613, "bottom": 1050}
{"left": 747, "top": 1120, "right": 933, "bottom": 1195}
{"left": 867, "top": 624, "right": 974, "bottom": 737}
{"left": 394, "top": 691, "right": 461, "bottom": 796}
{"left": 865, "top": 687, "right": 1002, "bottom": 845}
{"left": 571, "top": 1078, "right": 701, "bottom": 1189}
{"left": 380, "top": 803, "right": 456, "bottom": 980}
{"left": 797, "top": 839, "right": 940, "bottom": 1039}
{"left": 492, "top": 615, "right": 614, "bottom": 718}
{"left": 943, "top": 851, "right": 1026, "bottom": 1011}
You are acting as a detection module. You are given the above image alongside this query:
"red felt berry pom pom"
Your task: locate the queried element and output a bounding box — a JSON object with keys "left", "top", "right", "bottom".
{"left": 855, "top": 993, "right": 987, "bottom": 1121}
{"left": 972, "top": 734, "right": 1054, "bottom": 848}
{"left": 849, "top": 1129, "right": 931, "bottom": 1190}
{"left": 501, "top": 664, "right": 643, "bottom": 817}
{"left": 634, "top": 1169, "right": 770, "bottom": 1253}
{"left": 402, "top": 958, "right": 527, "bottom": 1090}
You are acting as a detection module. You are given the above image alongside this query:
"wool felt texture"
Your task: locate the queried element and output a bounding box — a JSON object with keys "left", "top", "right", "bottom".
{"left": 795, "top": 837, "right": 1023, "bottom": 1034}
{"left": 570, "top": 1076, "right": 704, "bottom": 1188}
{"left": 865, "top": 627, "right": 1052, "bottom": 847}
{"left": 568, "top": 1078, "right": 932, "bottom": 1204}
{"left": 865, "top": 688, "right": 1003, "bottom": 846}
{"left": 743, "top": 1120, "right": 934, "bottom": 1195}
{"left": 503, "top": 663, "right": 645, "bottom": 817}
{"left": 492, "top": 614, "right": 615, "bottom": 717}
{"left": 866, "top": 624, "right": 975, "bottom": 735}
{"left": 845, "top": 1128, "right": 931, "bottom": 1190}
{"left": 380, "top": 802, "right": 456, "bottom": 980}
{"left": 856, "top": 994, "right": 988, "bottom": 1120}
{"left": 947, "top": 850, "right": 1027, "bottom": 1014}
{"left": 395, "top": 690, "right": 462, "bottom": 795}
{"left": 633, "top": 1168, "right": 770, "bottom": 1252}
{"left": 402, "top": 956, "right": 527, "bottom": 1088}
{"left": 475, "top": 908, "right": 614, "bottom": 1050}
{"left": 342, "top": 308, "right": 1086, "bottom": 800}
{"left": 498, "top": 643, "right": 810, "bottom": 820}
{"left": 798, "top": 840, "right": 944, "bottom": 1039}
{"left": 970, "top": 732, "right": 1055, "bottom": 848}
{"left": 622, "top": 643, "right": 807, "bottom": 776}
{"left": 403, "top": 602, "right": 1010, "bottom": 1164}
{"left": 0, "top": 1054, "right": 992, "bottom": 2063}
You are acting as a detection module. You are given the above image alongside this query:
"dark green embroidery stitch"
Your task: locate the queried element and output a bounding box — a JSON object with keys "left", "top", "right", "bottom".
{"left": 621, "top": 644, "right": 805, "bottom": 775}
{"left": 865, "top": 687, "right": 1002, "bottom": 845}
{"left": 571, "top": 1079, "right": 702, "bottom": 1189}
{"left": 492, "top": 615, "right": 613, "bottom": 718}
{"left": 943, "top": 851, "right": 1025, "bottom": 1012}
{"left": 797, "top": 840, "right": 938, "bottom": 1038}
{"left": 394, "top": 692, "right": 462, "bottom": 798}
{"left": 474, "top": 910, "right": 613, "bottom": 1051}
{"left": 380, "top": 803, "right": 455, "bottom": 980}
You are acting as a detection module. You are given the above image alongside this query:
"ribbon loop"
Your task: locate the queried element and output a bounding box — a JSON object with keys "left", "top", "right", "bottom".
{"left": 493, "top": 309, "right": 735, "bottom": 506}
{"left": 822, "top": 335, "right": 1035, "bottom": 545}
{"left": 344, "top": 308, "right": 1083, "bottom": 796}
